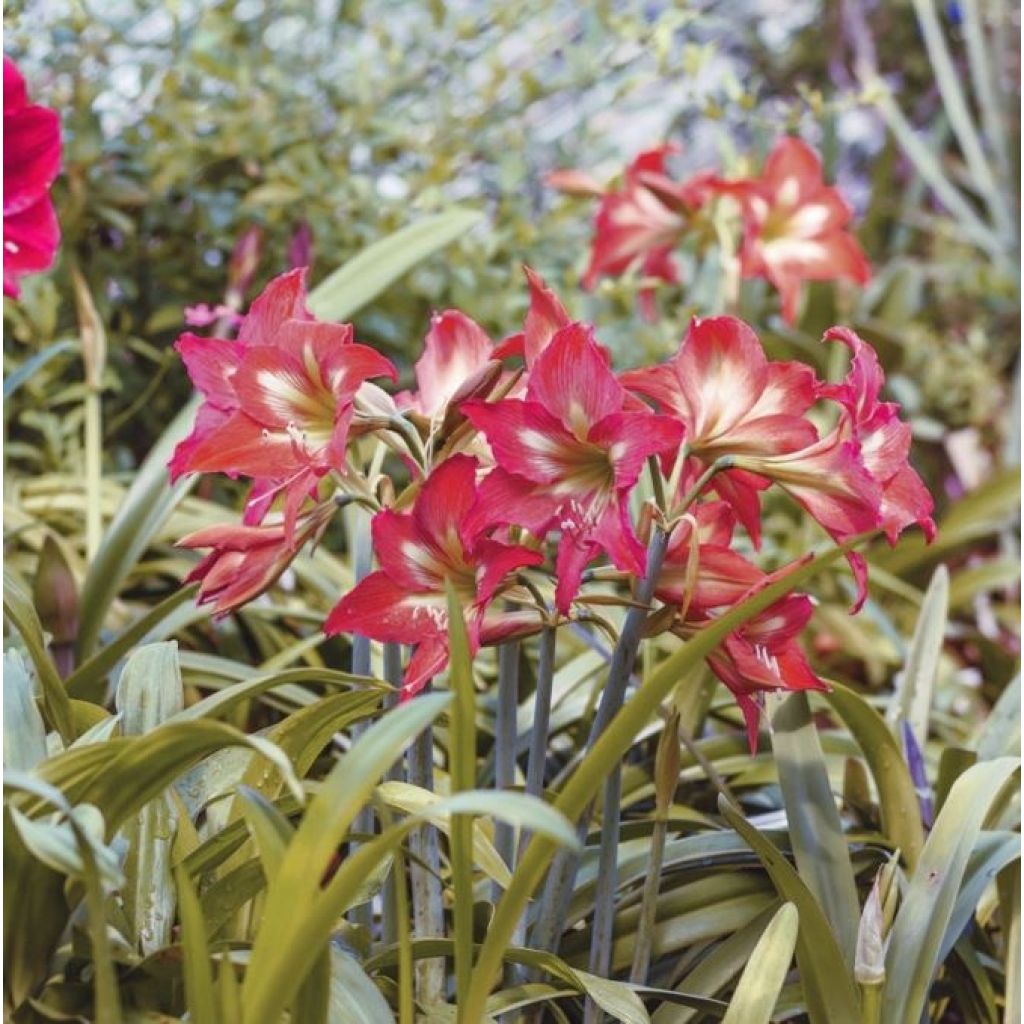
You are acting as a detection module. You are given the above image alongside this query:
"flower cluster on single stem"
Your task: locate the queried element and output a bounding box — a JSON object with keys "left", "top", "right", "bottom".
{"left": 170, "top": 141, "right": 934, "bottom": 749}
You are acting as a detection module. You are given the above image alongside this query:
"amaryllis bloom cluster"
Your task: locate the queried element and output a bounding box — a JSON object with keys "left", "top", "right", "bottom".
{"left": 172, "top": 265, "right": 933, "bottom": 744}
{"left": 4, "top": 57, "right": 62, "bottom": 298}
{"left": 564, "top": 146, "right": 716, "bottom": 320}
{"left": 169, "top": 268, "right": 397, "bottom": 531}
{"left": 551, "top": 135, "right": 871, "bottom": 325}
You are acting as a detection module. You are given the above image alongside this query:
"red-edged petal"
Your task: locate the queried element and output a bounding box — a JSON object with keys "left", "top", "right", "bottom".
{"left": 526, "top": 323, "right": 622, "bottom": 435}
{"left": 412, "top": 454, "right": 479, "bottom": 555}
{"left": 181, "top": 409, "right": 315, "bottom": 478}
{"left": 175, "top": 334, "right": 245, "bottom": 409}
{"left": 168, "top": 403, "right": 231, "bottom": 481}
{"left": 473, "top": 538, "right": 544, "bottom": 608}
{"left": 4, "top": 105, "right": 61, "bottom": 215}
{"left": 462, "top": 398, "right": 582, "bottom": 485}
{"left": 522, "top": 266, "right": 571, "bottom": 366}
{"left": 589, "top": 496, "right": 646, "bottom": 576}
{"left": 463, "top": 467, "right": 560, "bottom": 540}
{"left": 371, "top": 509, "right": 442, "bottom": 591}
{"left": 413, "top": 310, "right": 493, "bottom": 416}
{"left": 587, "top": 410, "right": 684, "bottom": 489}
{"left": 236, "top": 268, "right": 310, "bottom": 346}
{"left": 3, "top": 194, "right": 60, "bottom": 296}
{"left": 325, "top": 572, "right": 448, "bottom": 644}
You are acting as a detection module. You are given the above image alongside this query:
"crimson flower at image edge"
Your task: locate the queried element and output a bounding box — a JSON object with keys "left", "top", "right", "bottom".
{"left": 3, "top": 56, "right": 61, "bottom": 298}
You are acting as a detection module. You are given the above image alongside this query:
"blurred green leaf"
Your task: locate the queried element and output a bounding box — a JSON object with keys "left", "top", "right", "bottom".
{"left": 308, "top": 208, "right": 483, "bottom": 322}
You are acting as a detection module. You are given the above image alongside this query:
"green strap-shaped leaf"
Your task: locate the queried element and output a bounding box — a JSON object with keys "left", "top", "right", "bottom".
{"left": 175, "top": 864, "right": 217, "bottom": 1024}
{"left": 721, "top": 902, "right": 799, "bottom": 1024}
{"left": 887, "top": 564, "right": 948, "bottom": 749}
{"left": 771, "top": 692, "right": 860, "bottom": 967}
{"left": 33, "top": 719, "right": 302, "bottom": 833}
{"left": 306, "top": 207, "right": 482, "bottom": 321}
{"left": 446, "top": 582, "right": 478, "bottom": 1017}
{"left": 3, "top": 339, "right": 78, "bottom": 400}
{"left": 822, "top": 682, "right": 926, "bottom": 869}
{"left": 116, "top": 642, "right": 185, "bottom": 956}
{"left": 242, "top": 691, "right": 453, "bottom": 1021}
{"left": 462, "top": 541, "right": 854, "bottom": 1021}
{"left": 3, "top": 650, "right": 48, "bottom": 770}
{"left": 3, "top": 567, "right": 75, "bottom": 745}
{"left": 881, "top": 757, "right": 1020, "bottom": 1024}
{"left": 718, "top": 796, "right": 861, "bottom": 1024}
{"left": 76, "top": 396, "right": 200, "bottom": 661}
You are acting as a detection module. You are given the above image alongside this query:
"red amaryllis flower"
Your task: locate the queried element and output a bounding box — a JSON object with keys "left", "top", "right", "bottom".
{"left": 731, "top": 414, "right": 882, "bottom": 609}
{"left": 723, "top": 136, "right": 870, "bottom": 325}
{"left": 702, "top": 592, "right": 826, "bottom": 752}
{"left": 657, "top": 508, "right": 826, "bottom": 751}
{"left": 169, "top": 269, "right": 397, "bottom": 530}
{"left": 462, "top": 324, "right": 684, "bottom": 614}
{"left": 179, "top": 501, "right": 334, "bottom": 616}
{"left": 572, "top": 146, "right": 713, "bottom": 319}
{"left": 622, "top": 315, "right": 819, "bottom": 543}
{"left": 4, "top": 57, "right": 61, "bottom": 298}
{"left": 325, "top": 455, "right": 544, "bottom": 696}
{"left": 821, "top": 327, "right": 935, "bottom": 544}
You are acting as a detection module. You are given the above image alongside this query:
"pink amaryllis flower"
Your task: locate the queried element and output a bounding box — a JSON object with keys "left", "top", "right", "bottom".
{"left": 702, "top": 592, "right": 826, "bottom": 752}
{"left": 657, "top": 507, "right": 826, "bottom": 750}
{"left": 728, "top": 329, "right": 934, "bottom": 608}
{"left": 4, "top": 57, "right": 61, "bottom": 298}
{"left": 462, "top": 323, "right": 684, "bottom": 614}
{"left": 169, "top": 269, "right": 397, "bottom": 529}
{"left": 325, "top": 455, "right": 544, "bottom": 696}
{"left": 565, "top": 146, "right": 713, "bottom": 319}
{"left": 622, "top": 315, "right": 820, "bottom": 543}
{"left": 179, "top": 502, "right": 335, "bottom": 616}
{"left": 820, "top": 326, "right": 935, "bottom": 545}
{"left": 723, "top": 136, "right": 871, "bottom": 325}
{"left": 397, "top": 309, "right": 499, "bottom": 419}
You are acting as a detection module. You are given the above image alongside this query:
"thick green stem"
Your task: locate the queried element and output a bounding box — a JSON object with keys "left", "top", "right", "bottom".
{"left": 859, "top": 982, "right": 882, "bottom": 1024}
{"left": 493, "top": 638, "right": 520, "bottom": 901}
{"left": 407, "top": 686, "right": 446, "bottom": 1005}
{"left": 349, "top": 508, "right": 376, "bottom": 934}
{"left": 628, "top": 813, "right": 668, "bottom": 984}
{"left": 84, "top": 386, "right": 103, "bottom": 565}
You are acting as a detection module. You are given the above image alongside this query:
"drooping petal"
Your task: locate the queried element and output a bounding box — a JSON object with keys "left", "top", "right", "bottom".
{"left": 325, "top": 572, "right": 448, "bottom": 645}
{"left": 401, "top": 639, "right": 453, "bottom": 698}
